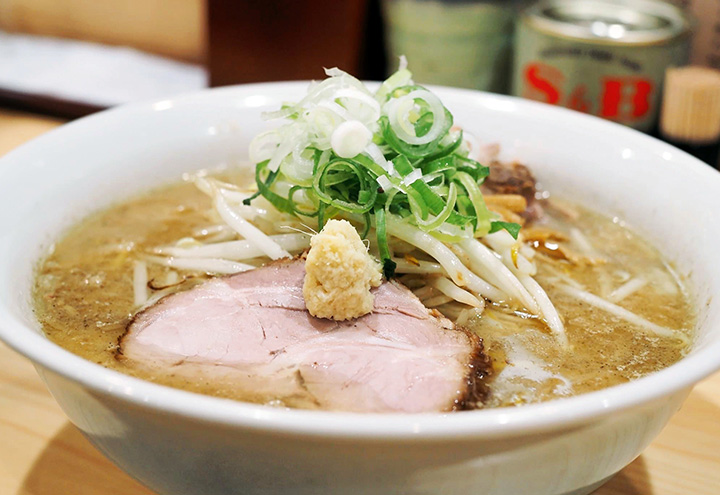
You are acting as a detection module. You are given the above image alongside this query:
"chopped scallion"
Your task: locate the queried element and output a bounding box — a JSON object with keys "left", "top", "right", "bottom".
{"left": 246, "top": 63, "right": 522, "bottom": 277}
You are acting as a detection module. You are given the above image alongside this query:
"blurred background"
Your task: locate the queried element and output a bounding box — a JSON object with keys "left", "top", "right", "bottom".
{"left": 1, "top": 0, "right": 719, "bottom": 163}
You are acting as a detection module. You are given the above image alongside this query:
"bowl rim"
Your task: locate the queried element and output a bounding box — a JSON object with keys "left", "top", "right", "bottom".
{"left": 2, "top": 81, "right": 720, "bottom": 440}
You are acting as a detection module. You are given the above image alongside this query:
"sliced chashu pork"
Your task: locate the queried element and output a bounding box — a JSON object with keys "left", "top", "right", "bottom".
{"left": 119, "top": 259, "right": 490, "bottom": 413}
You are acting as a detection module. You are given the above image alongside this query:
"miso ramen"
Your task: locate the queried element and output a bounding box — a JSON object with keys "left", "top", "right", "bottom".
{"left": 30, "top": 63, "right": 696, "bottom": 412}
{"left": 32, "top": 172, "right": 695, "bottom": 409}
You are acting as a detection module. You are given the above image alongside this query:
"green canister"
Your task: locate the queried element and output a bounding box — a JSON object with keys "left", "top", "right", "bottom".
{"left": 513, "top": 0, "right": 692, "bottom": 131}
{"left": 383, "top": 0, "right": 517, "bottom": 93}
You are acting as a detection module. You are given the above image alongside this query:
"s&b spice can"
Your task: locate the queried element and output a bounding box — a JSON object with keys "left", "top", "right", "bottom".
{"left": 513, "top": 0, "right": 692, "bottom": 131}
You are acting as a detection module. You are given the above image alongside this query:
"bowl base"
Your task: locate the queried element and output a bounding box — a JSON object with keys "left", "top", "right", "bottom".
{"left": 560, "top": 473, "right": 616, "bottom": 495}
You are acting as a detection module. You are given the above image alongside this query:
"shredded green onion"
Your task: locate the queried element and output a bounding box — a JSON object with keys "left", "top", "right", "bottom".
{"left": 374, "top": 206, "right": 396, "bottom": 278}
{"left": 247, "top": 63, "right": 520, "bottom": 273}
{"left": 489, "top": 221, "right": 522, "bottom": 240}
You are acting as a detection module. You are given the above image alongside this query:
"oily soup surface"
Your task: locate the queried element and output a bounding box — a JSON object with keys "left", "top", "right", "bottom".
{"left": 32, "top": 177, "right": 695, "bottom": 408}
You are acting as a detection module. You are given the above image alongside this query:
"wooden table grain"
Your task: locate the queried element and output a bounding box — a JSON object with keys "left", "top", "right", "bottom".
{"left": 0, "top": 109, "right": 718, "bottom": 495}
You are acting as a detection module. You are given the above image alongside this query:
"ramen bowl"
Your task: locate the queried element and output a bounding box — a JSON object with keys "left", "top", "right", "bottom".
{"left": 0, "top": 83, "right": 719, "bottom": 495}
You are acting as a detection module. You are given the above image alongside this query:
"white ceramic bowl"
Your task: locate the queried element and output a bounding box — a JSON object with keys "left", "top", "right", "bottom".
{"left": 1, "top": 83, "right": 719, "bottom": 495}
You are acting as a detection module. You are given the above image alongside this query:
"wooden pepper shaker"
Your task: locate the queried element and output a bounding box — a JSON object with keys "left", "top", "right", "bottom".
{"left": 660, "top": 66, "right": 720, "bottom": 167}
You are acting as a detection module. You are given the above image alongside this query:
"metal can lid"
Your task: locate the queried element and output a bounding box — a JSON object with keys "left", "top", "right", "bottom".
{"left": 523, "top": 0, "right": 691, "bottom": 46}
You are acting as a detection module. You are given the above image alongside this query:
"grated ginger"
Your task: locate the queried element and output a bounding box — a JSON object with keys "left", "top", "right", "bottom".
{"left": 303, "top": 219, "right": 382, "bottom": 320}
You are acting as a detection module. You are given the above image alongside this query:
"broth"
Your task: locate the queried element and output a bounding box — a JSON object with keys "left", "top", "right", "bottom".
{"left": 32, "top": 176, "right": 695, "bottom": 408}
{"left": 475, "top": 203, "right": 693, "bottom": 406}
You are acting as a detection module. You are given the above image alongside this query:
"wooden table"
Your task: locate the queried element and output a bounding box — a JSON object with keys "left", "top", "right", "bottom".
{"left": 0, "top": 109, "right": 718, "bottom": 495}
